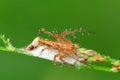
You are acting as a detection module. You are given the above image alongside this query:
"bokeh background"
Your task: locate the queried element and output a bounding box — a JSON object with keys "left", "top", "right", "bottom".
{"left": 0, "top": 0, "right": 120, "bottom": 80}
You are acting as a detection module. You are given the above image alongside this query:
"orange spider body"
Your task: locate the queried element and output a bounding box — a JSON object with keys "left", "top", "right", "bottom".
{"left": 39, "top": 39, "right": 76, "bottom": 54}
{"left": 26, "top": 28, "right": 87, "bottom": 65}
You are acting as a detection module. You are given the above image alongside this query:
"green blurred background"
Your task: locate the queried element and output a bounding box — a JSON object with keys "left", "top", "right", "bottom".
{"left": 0, "top": 0, "right": 120, "bottom": 80}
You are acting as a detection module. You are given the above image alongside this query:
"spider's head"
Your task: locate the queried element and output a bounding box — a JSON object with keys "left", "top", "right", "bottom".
{"left": 72, "top": 43, "right": 80, "bottom": 49}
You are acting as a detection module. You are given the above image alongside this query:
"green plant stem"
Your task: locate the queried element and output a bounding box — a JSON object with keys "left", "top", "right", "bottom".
{"left": 0, "top": 47, "right": 7, "bottom": 51}
{"left": 0, "top": 34, "right": 120, "bottom": 73}
{"left": 89, "top": 64, "right": 111, "bottom": 72}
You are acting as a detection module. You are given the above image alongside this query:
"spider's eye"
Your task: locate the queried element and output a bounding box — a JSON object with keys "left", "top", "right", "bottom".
{"left": 71, "top": 44, "right": 74, "bottom": 49}
{"left": 73, "top": 43, "right": 80, "bottom": 49}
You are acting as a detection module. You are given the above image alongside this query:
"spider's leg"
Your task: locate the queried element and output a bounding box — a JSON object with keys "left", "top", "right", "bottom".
{"left": 39, "top": 28, "right": 59, "bottom": 40}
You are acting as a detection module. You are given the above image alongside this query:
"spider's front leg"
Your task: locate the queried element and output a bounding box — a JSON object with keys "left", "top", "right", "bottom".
{"left": 39, "top": 28, "right": 59, "bottom": 40}
{"left": 25, "top": 37, "right": 40, "bottom": 51}
{"left": 54, "top": 52, "right": 74, "bottom": 66}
